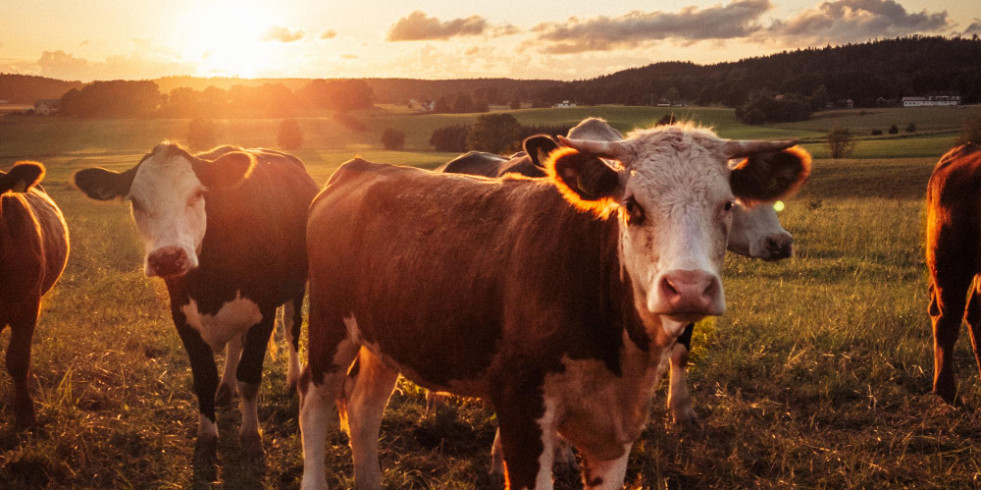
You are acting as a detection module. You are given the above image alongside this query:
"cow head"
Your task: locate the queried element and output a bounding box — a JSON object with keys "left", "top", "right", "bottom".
{"left": 728, "top": 202, "right": 793, "bottom": 261}
{"left": 530, "top": 125, "right": 810, "bottom": 335}
{"left": 72, "top": 143, "right": 254, "bottom": 278}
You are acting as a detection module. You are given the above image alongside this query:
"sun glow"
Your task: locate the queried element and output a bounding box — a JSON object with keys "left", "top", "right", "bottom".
{"left": 182, "top": 1, "right": 279, "bottom": 77}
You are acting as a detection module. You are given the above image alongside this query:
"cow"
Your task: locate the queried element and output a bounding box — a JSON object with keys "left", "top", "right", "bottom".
{"left": 0, "top": 161, "right": 69, "bottom": 428}
{"left": 299, "top": 123, "right": 810, "bottom": 490}
{"left": 71, "top": 143, "right": 317, "bottom": 453}
{"left": 926, "top": 143, "right": 981, "bottom": 403}
{"left": 437, "top": 118, "right": 794, "bottom": 429}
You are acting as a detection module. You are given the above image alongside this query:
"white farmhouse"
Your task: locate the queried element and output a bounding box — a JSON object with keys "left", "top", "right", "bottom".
{"left": 902, "top": 95, "right": 961, "bottom": 107}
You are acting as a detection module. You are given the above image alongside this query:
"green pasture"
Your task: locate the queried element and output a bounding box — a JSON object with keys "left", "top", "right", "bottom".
{"left": 2, "top": 106, "right": 979, "bottom": 488}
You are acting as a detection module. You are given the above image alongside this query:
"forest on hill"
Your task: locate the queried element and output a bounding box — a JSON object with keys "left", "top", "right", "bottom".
{"left": 1, "top": 36, "right": 978, "bottom": 117}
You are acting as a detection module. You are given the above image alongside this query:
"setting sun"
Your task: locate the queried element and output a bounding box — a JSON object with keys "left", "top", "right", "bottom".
{"left": 181, "top": 1, "right": 277, "bottom": 77}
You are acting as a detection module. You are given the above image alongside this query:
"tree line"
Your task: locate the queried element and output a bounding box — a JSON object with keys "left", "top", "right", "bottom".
{"left": 55, "top": 79, "right": 373, "bottom": 118}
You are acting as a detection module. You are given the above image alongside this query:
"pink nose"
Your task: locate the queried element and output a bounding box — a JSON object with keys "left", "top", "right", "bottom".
{"left": 147, "top": 246, "right": 189, "bottom": 277}
{"left": 653, "top": 270, "right": 723, "bottom": 316}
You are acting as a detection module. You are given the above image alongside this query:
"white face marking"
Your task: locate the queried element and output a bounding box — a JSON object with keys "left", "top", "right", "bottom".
{"left": 180, "top": 292, "right": 263, "bottom": 352}
{"left": 612, "top": 128, "right": 731, "bottom": 322}
{"left": 727, "top": 201, "right": 792, "bottom": 259}
{"left": 127, "top": 149, "right": 207, "bottom": 277}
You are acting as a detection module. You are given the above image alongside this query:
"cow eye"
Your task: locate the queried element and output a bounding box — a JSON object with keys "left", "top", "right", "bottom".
{"left": 723, "top": 201, "right": 734, "bottom": 212}
{"left": 624, "top": 196, "right": 645, "bottom": 225}
{"left": 189, "top": 189, "right": 206, "bottom": 206}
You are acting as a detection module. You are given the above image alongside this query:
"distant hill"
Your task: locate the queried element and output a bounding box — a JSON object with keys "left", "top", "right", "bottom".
{"left": 3, "top": 36, "right": 977, "bottom": 110}
{"left": 562, "top": 36, "right": 981, "bottom": 107}
{"left": 0, "top": 74, "right": 82, "bottom": 104}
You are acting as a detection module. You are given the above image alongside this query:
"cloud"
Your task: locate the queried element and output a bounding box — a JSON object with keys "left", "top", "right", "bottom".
{"left": 532, "top": 0, "right": 772, "bottom": 53}
{"left": 768, "top": 0, "right": 949, "bottom": 43}
{"left": 37, "top": 50, "right": 91, "bottom": 80}
{"left": 320, "top": 29, "right": 337, "bottom": 40}
{"left": 965, "top": 19, "right": 981, "bottom": 35}
{"left": 387, "top": 10, "right": 487, "bottom": 41}
{"left": 261, "top": 26, "right": 305, "bottom": 43}
{"left": 32, "top": 49, "right": 195, "bottom": 81}
{"left": 341, "top": 54, "right": 358, "bottom": 60}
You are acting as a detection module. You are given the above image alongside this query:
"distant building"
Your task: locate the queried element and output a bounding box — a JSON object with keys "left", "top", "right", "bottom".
{"left": 902, "top": 95, "right": 961, "bottom": 107}
{"left": 34, "top": 99, "right": 61, "bottom": 115}
{"left": 555, "top": 100, "right": 577, "bottom": 108}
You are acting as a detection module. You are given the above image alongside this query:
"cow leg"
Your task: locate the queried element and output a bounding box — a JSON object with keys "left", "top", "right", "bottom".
{"left": 236, "top": 310, "right": 276, "bottom": 455}
{"left": 284, "top": 290, "right": 304, "bottom": 393}
{"left": 346, "top": 348, "right": 399, "bottom": 489}
{"left": 964, "top": 278, "right": 981, "bottom": 386}
{"left": 216, "top": 334, "right": 243, "bottom": 407}
{"left": 299, "top": 316, "right": 360, "bottom": 490}
{"left": 929, "top": 273, "right": 972, "bottom": 404}
{"left": 5, "top": 302, "right": 40, "bottom": 428}
{"left": 580, "top": 444, "right": 633, "bottom": 490}
{"left": 175, "top": 321, "right": 220, "bottom": 448}
{"left": 668, "top": 324, "right": 697, "bottom": 427}
{"left": 494, "top": 394, "right": 556, "bottom": 490}
{"left": 490, "top": 428, "right": 577, "bottom": 477}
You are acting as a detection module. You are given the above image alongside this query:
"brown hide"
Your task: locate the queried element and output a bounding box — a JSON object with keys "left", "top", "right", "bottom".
{"left": 926, "top": 144, "right": 981, "bottom": 403}
{"left": 0, "top": 163, "right": 69, "bottom": 427}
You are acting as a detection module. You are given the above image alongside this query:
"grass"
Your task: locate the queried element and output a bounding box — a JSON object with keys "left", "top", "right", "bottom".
{"left": 2, "top": 106, "right": 979, "bottom": 488}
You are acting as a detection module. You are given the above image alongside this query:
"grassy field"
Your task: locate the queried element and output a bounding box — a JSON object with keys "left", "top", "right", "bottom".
{"left": 1, "top": 106, "right": 979, "bottom": 489}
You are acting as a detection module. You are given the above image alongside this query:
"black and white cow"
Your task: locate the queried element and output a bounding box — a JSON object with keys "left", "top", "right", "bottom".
{"left": 72, "top": 143, "right": 317, "bottom": 452}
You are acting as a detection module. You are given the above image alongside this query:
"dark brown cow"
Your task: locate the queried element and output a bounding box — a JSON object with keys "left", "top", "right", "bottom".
{"left": 1, "top": 161, "right": 69, "bottom": 428}
{"left": 926, "top": 143, "right": 981, "bottom": 403}
{"left": 299, "top": 124, "right": 810, "bottom": 490}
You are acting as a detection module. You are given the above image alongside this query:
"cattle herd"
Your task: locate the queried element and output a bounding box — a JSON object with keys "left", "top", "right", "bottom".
{"left": 0, "top": 116, "right": 978, "bottom": 489}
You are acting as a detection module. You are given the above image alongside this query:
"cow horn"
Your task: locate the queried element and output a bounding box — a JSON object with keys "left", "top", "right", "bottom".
{"left": 723, "top": 139, "right": 798, "bottom": 158}
{"left": 558, "top": 135, "right": 629, "bottom": 159}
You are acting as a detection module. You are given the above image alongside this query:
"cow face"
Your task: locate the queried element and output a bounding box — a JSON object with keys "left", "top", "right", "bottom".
{"left": 728, "top": 201, "right": 793, "bottom": 261}
{"left": 72, "top": 143, "right": 254, "bottom": 278}
{"left": 537, "top": 126, "right": 810, "bottom": 335}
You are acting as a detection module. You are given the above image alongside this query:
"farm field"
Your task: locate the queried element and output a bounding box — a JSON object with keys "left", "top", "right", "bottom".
{"left": 2, "top": 105, "right": 980, "bottom": 489}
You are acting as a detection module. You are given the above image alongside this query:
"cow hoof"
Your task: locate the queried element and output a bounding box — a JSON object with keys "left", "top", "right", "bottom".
{"left": 215, "top": 383, "right": 235, "bottom": 407}
{"left": 932, "top": 386, "right": 958, "bottom": 406}
{"left": 671, "top": 408, "right": 701, "bottom": 430}
{"left": 240, "top": 433, "right": 264, "bottom": 458}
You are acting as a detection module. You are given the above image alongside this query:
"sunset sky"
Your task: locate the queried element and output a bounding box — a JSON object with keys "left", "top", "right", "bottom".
{"left": 2, "top": 0, "right": 979, "bottom": 82}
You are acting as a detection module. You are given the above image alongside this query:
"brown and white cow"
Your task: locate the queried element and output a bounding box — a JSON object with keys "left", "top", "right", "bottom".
{"left": 299, "top": 123, "right": 810, "bottom": 489}
{"left": 72, "top": 143, "right": 317, "bottom": 452}
{"left": 437, "top": 118, "right": 794, "bottom": 431}
{"left": 926, "top": 143, "right": 981, "bottom": 403}
{"left": 1, "top": 161, "right": 69, "bottom": 428}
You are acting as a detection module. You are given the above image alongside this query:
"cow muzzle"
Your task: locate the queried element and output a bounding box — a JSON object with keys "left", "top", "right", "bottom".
{"left": 146, "top": 246, "right": 195, "bottom": 278}
{"left": 758, "top": 234, "right": 793, "bottom": 261}
{"left": 648, "top": 270, "right": 725, "bottom": 320}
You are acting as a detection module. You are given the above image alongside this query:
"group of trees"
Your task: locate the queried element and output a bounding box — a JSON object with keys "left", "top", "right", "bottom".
{"left": 735, "top": 91, "right": 813, "bottom": 124}
{"left": 186, "top": 118, "right": 304, "bottom": 151}
{"left": 56, "top": 79, "right": 374, "bottom": 118}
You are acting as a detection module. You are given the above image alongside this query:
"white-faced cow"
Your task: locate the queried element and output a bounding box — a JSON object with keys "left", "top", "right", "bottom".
{"left": 926, "top": 143, "right": 981, "bottom": 403}
{"left": 299, "top": 123, "right": 810, "bottom": 489}
{"left": 437, "top": 117, "right": 794, "bottom": 431}
{"left": 72, "top": 143, "right": 317, "bottom": 453}
{"left": 1, "top": 161, "right": 69, "bottom": 428}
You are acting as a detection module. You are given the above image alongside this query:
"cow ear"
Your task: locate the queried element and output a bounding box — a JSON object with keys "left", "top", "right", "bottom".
{"left": 524, "top": 135, "right": 559, "bottom": 168}
{"left": 192, "top": 151, "right": 255, "bottom": 189}
{"left": 730, "top": 146, "right": 811, "bottom": 205}
{"left": 546, "top": 147, "right": 622, "bottom": 217}
{"left": 1, "top": 161, "right": 45, "bottom": 194}
{"left": 72, "top": 166, "right": 135, "bottom": 201}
